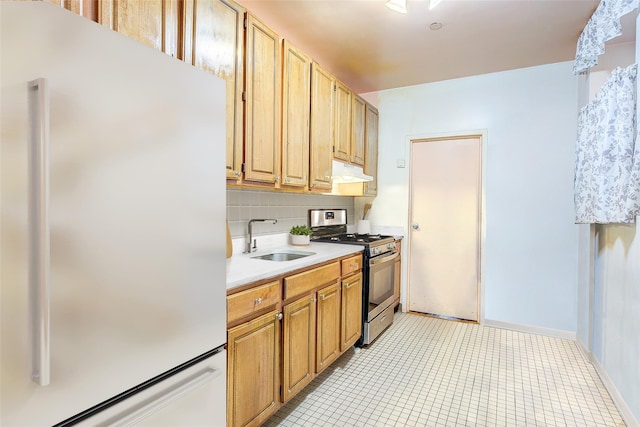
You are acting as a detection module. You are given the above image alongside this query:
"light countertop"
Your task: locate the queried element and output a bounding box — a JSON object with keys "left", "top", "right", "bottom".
{"left": 226, "top": 241, "right": 363, "bottom": 291}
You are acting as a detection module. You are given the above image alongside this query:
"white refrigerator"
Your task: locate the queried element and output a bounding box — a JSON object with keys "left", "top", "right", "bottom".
{"left": 1, "top": 2, "right": 227, "bottom": 426}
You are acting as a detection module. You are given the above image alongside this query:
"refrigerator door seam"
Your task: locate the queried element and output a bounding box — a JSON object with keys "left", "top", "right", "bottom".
{"left": 100, "top": 368, "right": 219, "bottom": 427}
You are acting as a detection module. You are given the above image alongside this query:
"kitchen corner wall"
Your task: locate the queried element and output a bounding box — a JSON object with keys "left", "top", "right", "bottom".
{"left": 363, "top": 60, "right": 580, "bottom": 333}
{"left": 579, "top": 38, "right": 639, "bottom": 424}
{"left": 226, "top": 188, "right": 355, "bottom": 238}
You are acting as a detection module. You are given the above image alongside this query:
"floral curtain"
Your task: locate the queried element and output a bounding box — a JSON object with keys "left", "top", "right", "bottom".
{"left": 573, "top": 0, "right": 639, "bottom": 74}
{"left": 575, "top": 63, "right": 640, "bottom": 223}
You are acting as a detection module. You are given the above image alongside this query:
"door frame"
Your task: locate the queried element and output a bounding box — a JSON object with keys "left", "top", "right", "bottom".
{"left": 406, "top": 129, "right": 488, "bottom": 324}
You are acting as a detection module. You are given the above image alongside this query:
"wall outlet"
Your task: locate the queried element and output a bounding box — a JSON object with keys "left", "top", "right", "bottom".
{"left": 397, "top": 159, "right": 406, "bottom": 168}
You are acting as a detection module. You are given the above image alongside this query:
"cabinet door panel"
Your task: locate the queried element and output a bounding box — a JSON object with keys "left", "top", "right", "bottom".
{"left": 281, "top": 41, "right": 311, "bottom": 188}
{"left": 316, "top": 282, "right": 341, "bottom": 373}
{"left": 227, "top": 310, "right": 280, "bottom": 427}
{"left": 309, "top": 62, "right": 334, "bottom": 191}
{"left": 364, "top": 104, "right": 378, "bottom": 195}
{"left": 333, "top": 80, "right": 351, "bottom": 162}
{"left": 183, "top": 0, "right": 244, "bottom": 180}
{"left": 245, "top": 14, "right": 281, "bottom": 184}
{"left": 282, "top": 295, "right": 316, "bottom": 402}
{"left": 341, "top": 273, "right": 363, "bottom": 351}
{"left": 351, "top": 96, "right": 366, "bottom": 166}
{"left": 47, "top": 0, "right": 95, "bottom": 19}
{"left": 99, "top": 0, "right": 179, "bottom": 56}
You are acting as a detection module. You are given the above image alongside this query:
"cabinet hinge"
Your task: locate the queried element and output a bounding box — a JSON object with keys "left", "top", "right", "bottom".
{"left": 333, "top": 83, "right": 337, "bottom": 92}
{"left": 242, "top": 91, "right": 246, "bottom": 102}
{"left": 244, "top": 16, "right": 247, "bottom": 29}
{"left": 241, "top": 163, "right": 246, "bottom": 173}
{"left": 332, "top": 146, "right": 336, "bottom": 153}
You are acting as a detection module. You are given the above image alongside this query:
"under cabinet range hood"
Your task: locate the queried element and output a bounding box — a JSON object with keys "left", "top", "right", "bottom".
{"left": 331, "top": 160, "right": 373, "bottom": 183}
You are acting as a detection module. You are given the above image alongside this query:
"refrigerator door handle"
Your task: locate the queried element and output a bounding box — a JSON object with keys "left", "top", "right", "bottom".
{"left": 101, "top": 368, "right": 220, "bottom": 427}
{"left": 28, "top": 78, "right": 51, "bottom": 386}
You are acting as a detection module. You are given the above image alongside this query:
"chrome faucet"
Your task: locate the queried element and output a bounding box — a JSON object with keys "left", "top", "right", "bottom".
{"left": 245, "top": 219, "right": 277, "bottom": 253}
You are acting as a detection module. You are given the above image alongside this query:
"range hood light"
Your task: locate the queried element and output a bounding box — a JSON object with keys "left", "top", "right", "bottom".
{"left": 331, "top": 160, "right": 373, "bottom": 183}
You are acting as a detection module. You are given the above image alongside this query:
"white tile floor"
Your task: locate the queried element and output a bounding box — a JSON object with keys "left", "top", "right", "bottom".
{"left": 265, "top": 312, "right": 626, "bottom": 427}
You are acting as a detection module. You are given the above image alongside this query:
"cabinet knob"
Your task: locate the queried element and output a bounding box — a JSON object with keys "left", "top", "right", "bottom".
{"left": 311, "top": 296, "right": 317, "bottom": 303}
{"left": 275, "top": 313, "right": 283, "bottom": 320}
{"left": 255, "top": 298, "right": 262, "bottom": 305}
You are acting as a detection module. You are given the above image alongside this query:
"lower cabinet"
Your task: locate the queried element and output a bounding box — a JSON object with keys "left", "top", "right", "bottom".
{"left": 227, "top": 254, "right": 363, "bottom": 425}
{"left": 227, "top": 310, "right": 281, "bottom": 427}
{"left": 341, "top": 272, "right": 362, "bottom": 351}
{"left": 316, "top": 282, "right": 341, "bottom": 373}
{"left": 282, "top": 294, "right": 316, "bottom": 403}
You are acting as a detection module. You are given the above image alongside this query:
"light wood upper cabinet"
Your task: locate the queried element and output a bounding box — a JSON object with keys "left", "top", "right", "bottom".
{"left": 309, "top": 62, "right": 334, "bottom": 191}
{"left": 341, "top": 272, "right": 363, "bottom": 351}
{"left": 364, "top": 103, "right": 379, "bottom": 196}
{"left": 282, "top": 294, "right": 316, "bottom": 403}
{"left": 351, "top": 95, "right": 366, "bottom": 166}
{"left": 281, "top": 41, "right": 311, "bottom": 188}
{"left": 47, "top": 0, "right": 96, "bottom": 19}
{"left": 333, "top": 80, "right": 352, "bottom": 163}
{"left": 98, "top": 0, "right": 179, "bottom": 56}
{"left": 244, "top": 14, "right": 281, "bottom": 184}
{"left": 227, "top": 309, "right": 281, "bottom": 427}
{"left": 182, "top": 0, "right": 244, "bottom": 180}
{"left": 316, "top": 282, "right": 341, "bottom": 373}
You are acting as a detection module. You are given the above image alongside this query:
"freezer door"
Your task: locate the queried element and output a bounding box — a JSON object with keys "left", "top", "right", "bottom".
{"left": 77, "top": 350, "right": 226, "bottom": 427}
{"left": 1, "top": 3, "right": 226, "bottom": 425}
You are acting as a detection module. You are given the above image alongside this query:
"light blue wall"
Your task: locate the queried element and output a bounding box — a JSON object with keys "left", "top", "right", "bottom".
{"left": 366, "top": 61, "right": 580, "bottom": 332}
{"left": 593, "top": 224, "right": 640, "bottom": 423}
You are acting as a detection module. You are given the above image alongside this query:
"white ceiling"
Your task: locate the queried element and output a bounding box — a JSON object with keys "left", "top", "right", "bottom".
{"left": 237, "top": 0, "right": 636, "bottom": 94}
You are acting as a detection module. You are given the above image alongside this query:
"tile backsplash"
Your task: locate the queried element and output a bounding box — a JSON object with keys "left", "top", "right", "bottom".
{"left": 227, "top": 188, "right": 355, "bottom": 238}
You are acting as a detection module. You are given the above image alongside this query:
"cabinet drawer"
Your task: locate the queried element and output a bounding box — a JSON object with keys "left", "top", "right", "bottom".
{"left": 284, "top": 262, "right": 340, "bottom": 299}
{"left": 227, "top": 280, "right": 281, "bottom": 324}
{"left": 341, "top": 255, "right": 362, "bottom": 276}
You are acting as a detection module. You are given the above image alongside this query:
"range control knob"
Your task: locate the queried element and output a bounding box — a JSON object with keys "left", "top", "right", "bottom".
{"left": 371, "top": 247, "right": 380, "bottom": 256}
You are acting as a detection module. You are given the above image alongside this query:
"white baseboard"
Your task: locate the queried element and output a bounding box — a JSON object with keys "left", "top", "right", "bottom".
{"left": 576, "top": 339, "right": 639, "bottom": 427}
{"left": 482, "top": 319, "right": 576, "bottom": 340}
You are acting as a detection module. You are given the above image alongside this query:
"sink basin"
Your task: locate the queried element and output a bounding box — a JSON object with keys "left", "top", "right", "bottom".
{"left": 251, "top": 250, "right": 315, "bottom": 262}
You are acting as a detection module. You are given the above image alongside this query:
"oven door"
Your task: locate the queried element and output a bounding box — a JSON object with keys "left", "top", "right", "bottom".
{"left": 367, "top": 251, "right": 399, "bottom": 322}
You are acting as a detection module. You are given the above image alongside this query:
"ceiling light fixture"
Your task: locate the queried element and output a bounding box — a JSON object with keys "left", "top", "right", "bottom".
{"left": 385, "top": 0, "right": 407, "bottom": 14}
{"left": 429, "top": 0, "right": 444, "bottom": 10}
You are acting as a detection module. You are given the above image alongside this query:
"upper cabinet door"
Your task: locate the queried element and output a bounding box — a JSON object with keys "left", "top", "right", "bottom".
{"left": 183, "top": 0, "right": 245, "bottom": 180}
{"left": 364, "top": 104, "right": 379, "bottom": 196}
{"left": 47, "top": 0, "right": 95, "bottom": 19}
{"left": 281, "top": 41, "right": 311, "bottom": 188}
{"left": 244, "top": 14, "right": 281, "bottom": 184}
{"left": 351, "top": 95, "right": 366, "bottom": 166}
{"left": 309, "top": 62, "right": 334, "bottom": 191}
{"left": 333, "top": 80, "right": 351, "bottom": 162}
{"left": 99, "top": 0, "right": 179, "bottom": 57}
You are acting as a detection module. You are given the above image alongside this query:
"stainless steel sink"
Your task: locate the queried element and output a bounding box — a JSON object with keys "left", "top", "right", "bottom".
{"left": 250, "top": 250, "right": 315, "bottom": 262}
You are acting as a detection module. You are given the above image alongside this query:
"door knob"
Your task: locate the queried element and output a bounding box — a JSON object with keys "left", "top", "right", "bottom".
{"left": 412, "top": 223, "right": 420, "bottom": 231}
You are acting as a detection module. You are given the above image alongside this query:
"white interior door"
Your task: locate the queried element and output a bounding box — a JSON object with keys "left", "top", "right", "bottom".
{"left": 408, "top": 137, "right": 481, "bottom": 321}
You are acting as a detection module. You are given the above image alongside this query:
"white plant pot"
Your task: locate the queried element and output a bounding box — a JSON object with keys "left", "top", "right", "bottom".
{"left": 290, "top": 234, "right": 310, "bottom": 246}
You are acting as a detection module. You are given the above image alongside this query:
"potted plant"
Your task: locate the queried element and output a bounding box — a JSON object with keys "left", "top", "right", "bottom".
{"left": 289, "top": 225, "right": 313, "bottom": 246}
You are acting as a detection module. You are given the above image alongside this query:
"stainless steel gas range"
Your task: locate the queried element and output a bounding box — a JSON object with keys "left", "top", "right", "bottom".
{"left": 309, "top": 209, "right": 398, "bottom": 346}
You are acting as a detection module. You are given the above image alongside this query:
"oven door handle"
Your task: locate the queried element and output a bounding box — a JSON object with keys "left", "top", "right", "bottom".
{"left": 369, "top": 251, "right": 399, "bottom": 266}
